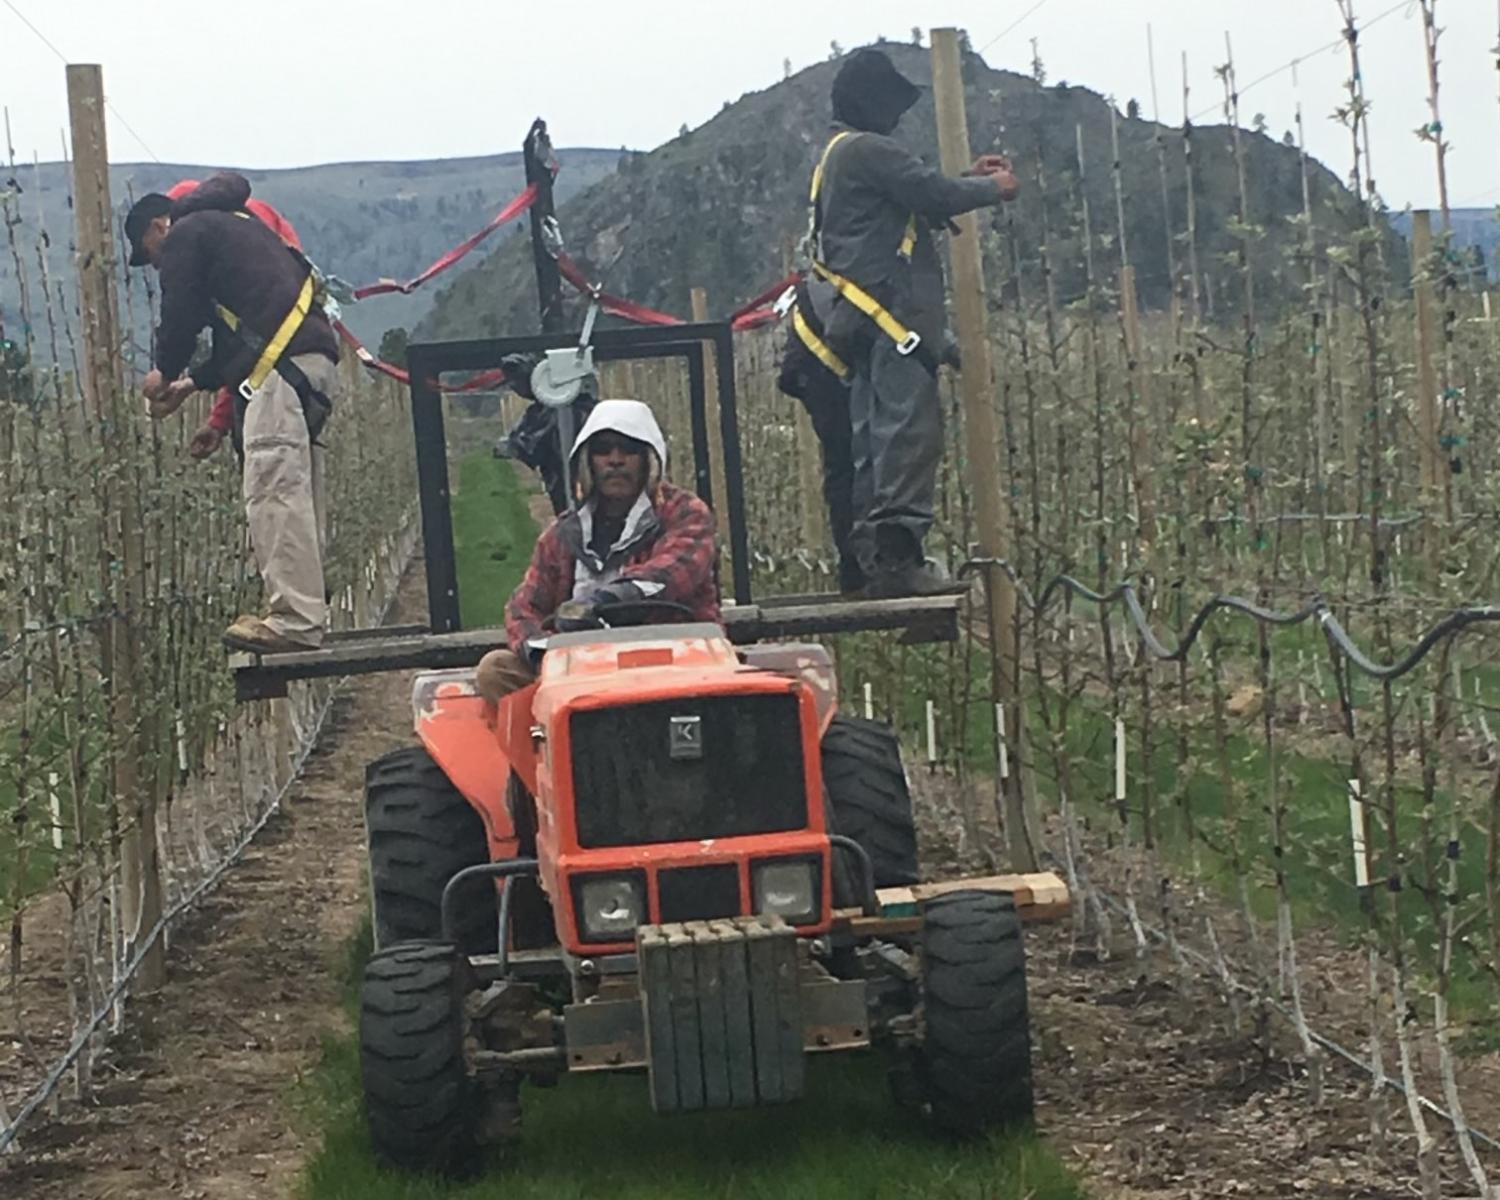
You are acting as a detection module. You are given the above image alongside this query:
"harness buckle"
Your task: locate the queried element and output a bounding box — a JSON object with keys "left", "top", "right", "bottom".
{"left": 237, "top": 378, "right": 256, "bottom": 401}
{"left": 895, "top": 331, "right": 922, "bottom": 357}
{"left": 773, "top": 285, "right": 798, "bottom": 318}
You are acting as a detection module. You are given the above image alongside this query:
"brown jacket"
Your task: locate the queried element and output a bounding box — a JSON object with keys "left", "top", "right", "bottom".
{"left": 155, "top": 173, "right": 338, "bottom": 389}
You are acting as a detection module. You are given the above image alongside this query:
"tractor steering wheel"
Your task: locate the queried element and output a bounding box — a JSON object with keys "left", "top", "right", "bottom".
{"left": 543, "top": 597, "right": 699, "bottom": 635}
{"left": 592, "top": 597, "right": 698, "bottom": 628}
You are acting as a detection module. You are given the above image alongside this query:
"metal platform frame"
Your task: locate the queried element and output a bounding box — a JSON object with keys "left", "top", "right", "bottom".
{"left": 412, "top": 322, "right": 749, "bottom": 626}
{"left": 232, "top": 322, "right": 962, "bottom": 701}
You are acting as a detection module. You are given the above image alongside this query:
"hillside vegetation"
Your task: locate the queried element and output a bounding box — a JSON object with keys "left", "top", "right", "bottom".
{"left": 417, "top": 42, "right": 1381, "bottom": 340}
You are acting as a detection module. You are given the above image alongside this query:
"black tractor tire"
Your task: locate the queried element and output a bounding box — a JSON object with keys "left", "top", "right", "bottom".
{"left": 915, "top": 890, "right": 1034, "bottom": 1134}
{"left": 365, "top": 746, "right": 496, "bottom": 956}
{"left": 360, "top": 941, "right": 481, "bottom": 1175}
{"left": 821, "top": 714, "right": 920, "bottom": 888}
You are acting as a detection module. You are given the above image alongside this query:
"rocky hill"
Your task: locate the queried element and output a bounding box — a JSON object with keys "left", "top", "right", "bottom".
{"left": 0, "top": 149, "right": 620, "bottom": 348}
{"left": 417, "top": 42, "right": 1375, "bottom": 342}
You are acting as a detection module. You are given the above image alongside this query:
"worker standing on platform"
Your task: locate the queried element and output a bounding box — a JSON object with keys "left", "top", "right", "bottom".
{"left": 127, "top": 172, "right": 339, "bottom": 653}
{"left": 809, "top": 48, "right": 1018, "bottom": 598}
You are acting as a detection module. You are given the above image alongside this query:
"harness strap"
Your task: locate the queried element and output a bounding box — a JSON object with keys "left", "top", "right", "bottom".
{"left": 791, "top": 304, "right": 851, "bottom": 380}
{"left": 810, "top": 132, "right": 917, "bottom": 262}
{"left": 809, "top": 130, "right": 856, "bottom": 202}
{"left": 240, "top": 275, "right": 313, "bottom": 399}
{"left": 810, "top": 260, "right": 924, "bottom": 358}
{"left": 213, "top": 211, "right": 319, "bottom": 399}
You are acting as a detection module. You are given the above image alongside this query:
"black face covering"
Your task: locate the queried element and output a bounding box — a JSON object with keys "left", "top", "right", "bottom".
{"left": 831, "top": 49, "right": 921, "bottom": 135}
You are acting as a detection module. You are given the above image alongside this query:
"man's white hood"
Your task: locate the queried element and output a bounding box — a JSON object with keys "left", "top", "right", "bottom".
{"left": 570, "top": 399, "right": 667, "bottom": 469}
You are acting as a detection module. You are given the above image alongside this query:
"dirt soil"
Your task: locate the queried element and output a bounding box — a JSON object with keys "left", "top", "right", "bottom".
{"left": 913, "top": 769, "right": 1500, "bottom": 1199}
{"left": 4, "top": 578, "right": 1498, "bottom": 1198}
{"left": 0, "top": 565, "right": 428, "bottom": 1200}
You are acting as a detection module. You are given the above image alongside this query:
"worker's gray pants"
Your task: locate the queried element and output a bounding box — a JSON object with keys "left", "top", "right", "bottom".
{"left": 847, "top": 338, "right": 940, "bottom": 571}
{"left": 241, "top": 353, "right": 336, "bottom": 646}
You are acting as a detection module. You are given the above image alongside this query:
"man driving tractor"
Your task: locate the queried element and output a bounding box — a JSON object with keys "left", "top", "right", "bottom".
{"left": 475, "top": 399, "right": 719, "bottom": 703}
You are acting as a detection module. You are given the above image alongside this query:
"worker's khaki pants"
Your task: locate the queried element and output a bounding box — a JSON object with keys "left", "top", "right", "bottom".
{"left": 476, "top": 649, "right": 536, "bottom": 705}
{"left": 241, "top": 353, "right": 336, "bottom": 646}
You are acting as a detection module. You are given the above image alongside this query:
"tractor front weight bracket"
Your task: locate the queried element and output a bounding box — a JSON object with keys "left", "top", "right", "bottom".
{"left": 440, "top": 858, "right": 540, "bottom": 949}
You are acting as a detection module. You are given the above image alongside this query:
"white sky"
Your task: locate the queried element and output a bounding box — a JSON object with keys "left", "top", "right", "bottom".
{"left": 3, "top": 0, "right": 1498, "bottom": 211}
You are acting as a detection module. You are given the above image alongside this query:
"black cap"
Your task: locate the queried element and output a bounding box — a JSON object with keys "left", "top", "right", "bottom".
{"left": 124, "top": 193, "right": 171, "bottom": 267}
{"left": 832, "top": 49, "right": 922, "bottom": 135}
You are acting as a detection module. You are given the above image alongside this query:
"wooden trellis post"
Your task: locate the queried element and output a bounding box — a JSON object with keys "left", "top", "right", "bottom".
{"left": 930, "top": 28, "right": 1035, "bottom": 871}
{"left": 67, "top": 63, "right": 165, "bottom": 988}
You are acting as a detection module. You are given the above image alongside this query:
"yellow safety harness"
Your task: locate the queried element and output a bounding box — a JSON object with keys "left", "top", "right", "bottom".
{"left": 215, "top": 275, "right": 315, "bottom": 400}
{"left": 792, "top": 301, "right": 850, "bottom": 379}
{"left": 802, "top": 131, "right": 927, "bottom": 364}
{"left": 213, "top": 211, "right": 317, "bottom": 400}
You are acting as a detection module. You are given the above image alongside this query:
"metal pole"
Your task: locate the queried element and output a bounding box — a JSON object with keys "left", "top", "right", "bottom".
{"left": 690, "top": 288, "right": 731, "bottom": 543}
{"left": 523, "top": 118, "right": 564, "bottom": 334}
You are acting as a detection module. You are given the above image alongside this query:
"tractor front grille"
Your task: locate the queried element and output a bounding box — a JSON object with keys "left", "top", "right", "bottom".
{"left": 658, "top": 864, "right": 742, "bottom": 923}
{"left": 570, "top": 694, "right": 807, "bottom": 849}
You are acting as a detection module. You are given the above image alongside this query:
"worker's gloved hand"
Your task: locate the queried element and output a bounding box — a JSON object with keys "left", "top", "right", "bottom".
{"left": 144, "top": 372, "right": 195, "bottom": 419}
{"left": 966, "top": 154, "right": 1020, "bottom": 202}
{"left": 592, "top": 580, "right": 646, "bottom": 609}
{"left": 189, "top": 424, "right": 224, "bottom": 460}
{"left": 553, "top": 597, "right": 601, "bottom": 633}
{"left": 968, "top": 153, "right": 1013, "bottom": 177}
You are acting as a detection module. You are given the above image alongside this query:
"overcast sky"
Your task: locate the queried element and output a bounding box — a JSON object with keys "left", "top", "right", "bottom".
{"left": 3, "top": 0, "right": 1497, "bottom": 211}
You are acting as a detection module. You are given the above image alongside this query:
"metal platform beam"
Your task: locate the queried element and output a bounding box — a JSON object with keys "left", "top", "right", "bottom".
{"left": 231, "top": 593, "right": 963, "bottom": 701}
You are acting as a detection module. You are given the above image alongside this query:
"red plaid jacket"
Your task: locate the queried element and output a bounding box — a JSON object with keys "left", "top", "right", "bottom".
{"left": 505, "top": 482, "right": 721, "bottom": 652}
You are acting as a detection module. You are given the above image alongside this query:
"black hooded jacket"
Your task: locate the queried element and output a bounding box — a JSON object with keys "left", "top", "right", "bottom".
{"left": 816, "top": 51, "right": 1000, "bottom": 350}
{"left": 831, "top": 48, "right": 921, "bottom": 135}
{"left": 155, "top": 173, "right": 338, "bottom": 390}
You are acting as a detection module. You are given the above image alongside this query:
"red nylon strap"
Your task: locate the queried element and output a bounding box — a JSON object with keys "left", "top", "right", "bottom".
{"left": 351, "top": 183, "right": 539, "bottom": 301}
{"left": 555, "top": 253, "right": 686, "bottom": 327}
{"left": 554, "top": 257, "right": 799, "bottom": 332}
{"left": 729, "top": 271, "right": 801, "bottom": 322}
{"left": 334, "top": 320, "right": 506, "bottom": 392}
{"left": 731, "top": 307, "right": 781, "bottom": 332}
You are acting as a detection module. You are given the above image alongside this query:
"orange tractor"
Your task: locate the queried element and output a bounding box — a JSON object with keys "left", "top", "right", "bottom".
{"left": 360, "top": 617, "right": 1033, "bottom": 1173}
{"left": 234, "top": 317, "right": 1053, "bottom": 1175}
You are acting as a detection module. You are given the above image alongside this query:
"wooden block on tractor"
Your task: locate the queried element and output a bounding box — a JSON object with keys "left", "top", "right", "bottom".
{"left": 835, "top": 870, "right": 1070, "bottom": 938}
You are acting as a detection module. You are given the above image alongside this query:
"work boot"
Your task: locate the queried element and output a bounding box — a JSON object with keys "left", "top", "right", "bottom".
{"left": 859, "top": 527, "right": 955, "bottom": 600}
{"left": 837, "top": 556, "right": 867, "bottom": 597}
{"left": 862, "top": 558, "right": 956, "bottom": 599}
{"left": 222, "top": 615, "right": 318, "bottom": 655}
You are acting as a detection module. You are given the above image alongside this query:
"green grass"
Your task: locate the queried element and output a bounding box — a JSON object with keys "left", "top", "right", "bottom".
{"left": 295, "top": 455, "right": 1086, "bottom": 1200}
{"left": 298, "top": 922, "right": 1082, "bottom": 1200}
{"left": 451, "top": 449, "right": 541, "bottom": 630}
{"left": 301, "top": 1005, "right": 1081, "bottom": 1200}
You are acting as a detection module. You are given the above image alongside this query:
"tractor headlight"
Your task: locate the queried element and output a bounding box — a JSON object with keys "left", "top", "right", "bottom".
{"left": 752, "top": 858, "right": 820, "bottom": 925}
{"left": 573, "top": 871, "right": 647, "bottom": 942}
